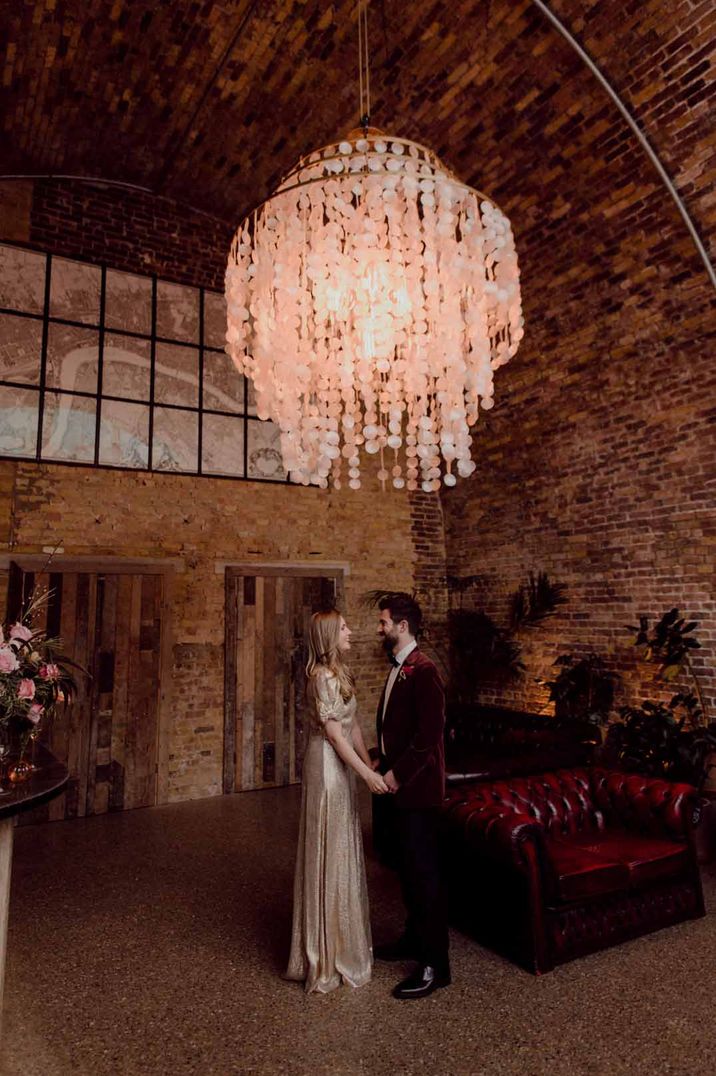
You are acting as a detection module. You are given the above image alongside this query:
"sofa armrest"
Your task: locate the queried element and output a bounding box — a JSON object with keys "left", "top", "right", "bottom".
{"left": 463, "top": 806, "right": 546, "bottom": 871}
{"left": 590, "top": 768, "right": 700, "bottom": 839}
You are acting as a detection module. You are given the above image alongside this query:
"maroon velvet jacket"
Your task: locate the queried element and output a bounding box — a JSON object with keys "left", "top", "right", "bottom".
{"left": 376, "top": 647, "right": 446, "bottom": 809}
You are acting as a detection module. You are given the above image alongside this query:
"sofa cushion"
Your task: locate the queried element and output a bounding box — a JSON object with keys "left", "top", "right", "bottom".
{"left": 546, "top": 837, "right": 629, "bottom": 902}
{"left": 568, "top": 830, "right": 689, "bottom": 887}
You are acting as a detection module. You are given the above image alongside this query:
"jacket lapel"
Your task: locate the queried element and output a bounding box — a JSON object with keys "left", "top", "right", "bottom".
{"left": 382, "top": 647, "right": 420, "bottom": 726}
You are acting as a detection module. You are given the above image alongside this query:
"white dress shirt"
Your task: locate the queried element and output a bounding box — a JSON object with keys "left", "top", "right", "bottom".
{"left": 380, "top": 639, "right": 418, "bottom": 753}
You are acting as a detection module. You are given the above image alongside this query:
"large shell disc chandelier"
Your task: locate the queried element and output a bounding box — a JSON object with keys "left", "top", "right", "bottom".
{"left": 225, "top": 3, "right": 523, "bottom": 492}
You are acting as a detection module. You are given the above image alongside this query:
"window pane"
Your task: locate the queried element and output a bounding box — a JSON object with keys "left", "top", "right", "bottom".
{"left": 0, "top": 313, "right": 43, "bottom": 385}
{"left": 102, "top": 334, "right": 151, "bottom": 401}
{"left": 203, "top": 353, "right": 244, "bottom": 413}
{"left": 49, "top": 257, "right": 101, "bottom": 324}
{"left": 156, "top": 280, "right": 199, "bottom": 343}
{"left": 202, "top": 413, "right": 244, "bottom": 476}
{"left": 247, "top": 378, "right": 257, "bottom": 416}
{"left": 99, "top": 400, "right": 149, "bottom": 468}
{"left": 0, "top": 385, "right": 39, "bottom": 457}
{"left": 247, "top": 419, "right": 285, "bottom": 481}
{"left": 154, "top": 342, "right": 198, "bottom": 407}
{"left": 41, "top": 392, "right": 96, "bottom": 462}
{"left": 203, "top": 290, "right": 226, "bottom": 349}
{"left": 0, "top": 245, "right": 46, "bottom": 314}
{"left": 46, "top": 323, "right": 99, "bottom": 393}
{"left": 105, "top": 269, "right": 152, "bottom": 334}
{"left": 152, "top": 407, "right": 197, "bottom": 472}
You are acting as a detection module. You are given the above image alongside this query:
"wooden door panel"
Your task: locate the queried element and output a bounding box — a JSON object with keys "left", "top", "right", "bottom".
{"left": 130, "top": 574, "right": 162, "bottom": 809}
{"left": 224, "top": 570, "right": 340, "bottom": 793}
{"left": 7, "top": 566, "right": 164, "bottom": 823}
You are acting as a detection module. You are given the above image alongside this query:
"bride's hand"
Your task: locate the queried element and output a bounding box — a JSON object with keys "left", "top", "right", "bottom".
{"left": 365, "top": 769, "right": 389, "bottom": 795}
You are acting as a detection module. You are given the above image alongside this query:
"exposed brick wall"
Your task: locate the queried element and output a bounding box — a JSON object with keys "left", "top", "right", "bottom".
{"left": 29, "top": 179, "right": 233, "bottom": 290}
{"left": 3, "top": 461, "right": 423, "bottom": 802}
{"left": 441, "top": 2, "right": 716, "bottom": 721}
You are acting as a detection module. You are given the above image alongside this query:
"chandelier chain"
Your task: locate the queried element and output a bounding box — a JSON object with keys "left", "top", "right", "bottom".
{"left": 358, "top": 0, "right": 371, "bottom": 127}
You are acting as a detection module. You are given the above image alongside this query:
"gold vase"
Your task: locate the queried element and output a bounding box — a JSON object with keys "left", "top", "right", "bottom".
{"left": 8, "top": 759, "right": 32, "bottom": 783}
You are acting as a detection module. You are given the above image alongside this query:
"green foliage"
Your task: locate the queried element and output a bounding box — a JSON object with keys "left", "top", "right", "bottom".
{"left": 605, "top": 693, "right": 716, "bottom": 791}
{"left": 447, "top": 571, "right": 566, "bottom": 702}
{"left": 540, "top": 653, "right": 615, "bottom": 727}
{"left": 448, "top": 609, "right": 525, "bottom": 700}
{"left": 627, "top": 607, "right": 701, "bottom": 682}
{"left": 509, "top": 572, "right": 568, "bottom": 633}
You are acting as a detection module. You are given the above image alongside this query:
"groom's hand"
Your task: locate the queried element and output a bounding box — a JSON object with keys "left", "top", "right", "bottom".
{"left": 384, "top": 770, "right": 400, "bottom": 793}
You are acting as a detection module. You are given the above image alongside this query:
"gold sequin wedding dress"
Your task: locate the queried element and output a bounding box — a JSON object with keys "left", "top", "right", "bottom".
{"left": 285, "top": 668, "right": 372, "bottom": 993}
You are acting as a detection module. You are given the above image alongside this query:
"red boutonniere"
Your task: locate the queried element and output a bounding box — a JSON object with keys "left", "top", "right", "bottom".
{"left": 398, "top": 664, "right": 416, "bottom": 683}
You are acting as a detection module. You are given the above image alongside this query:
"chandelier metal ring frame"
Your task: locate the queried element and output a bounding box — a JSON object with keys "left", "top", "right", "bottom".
{"left": 225, "top": 13, "right": 523, "bottom": 495}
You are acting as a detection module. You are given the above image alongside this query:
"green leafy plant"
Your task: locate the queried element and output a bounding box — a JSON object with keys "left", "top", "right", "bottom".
{"left": 509, "top": 572, "right": 568, "bottom": 632}
{"left": 627, "top": 608, "right": 706, "bottom": 722}
{"left": 605, "top": 693, "right": 716, "bottom": 791}
{"left": 446, "top": 571, "right": 566, "bottom": 702}
{"left": 448, "top": 609, "right": 524, "bottom": 701}
{"left": 539, "top": 653, "right": 616, "bottom": 727}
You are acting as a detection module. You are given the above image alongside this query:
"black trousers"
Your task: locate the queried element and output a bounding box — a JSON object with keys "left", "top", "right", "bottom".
{"left": 392, "top": 804, "right": 450, "bottom": 973}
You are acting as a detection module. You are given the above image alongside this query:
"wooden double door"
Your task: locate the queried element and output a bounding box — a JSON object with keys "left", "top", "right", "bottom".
{"left": 5, "top": 561, "right": 169, "bottom": 823}
{"left": 223, "top": 567, "right": 344, "bottom": 792}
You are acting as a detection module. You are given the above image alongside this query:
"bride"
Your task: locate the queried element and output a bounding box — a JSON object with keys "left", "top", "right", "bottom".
{"left": 286, "top": 608, "right": 388, "bottom": 993}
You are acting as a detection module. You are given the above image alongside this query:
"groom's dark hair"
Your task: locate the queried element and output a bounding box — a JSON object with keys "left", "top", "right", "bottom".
{"left": 378, "top": 591, "right": 423, "bottom": 638}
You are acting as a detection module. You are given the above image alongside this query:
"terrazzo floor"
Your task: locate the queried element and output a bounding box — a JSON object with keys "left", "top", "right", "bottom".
{"left": 1, "top": 786, "right": 715, "bottom": 1076}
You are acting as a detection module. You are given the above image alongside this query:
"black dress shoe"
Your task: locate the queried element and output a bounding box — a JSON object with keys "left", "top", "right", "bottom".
{"left": 392, "top": 964, "right": 451, "bottom": 1000}
{"left": 374, "top": 938, "right": 418, "bottom": 962}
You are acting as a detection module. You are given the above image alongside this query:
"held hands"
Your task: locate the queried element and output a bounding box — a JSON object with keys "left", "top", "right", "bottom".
{"left": 384, "top": 769, "right": 400, "bottom": 793}
{"left": 365, "top": 768, "right": 389, "bottom": 795}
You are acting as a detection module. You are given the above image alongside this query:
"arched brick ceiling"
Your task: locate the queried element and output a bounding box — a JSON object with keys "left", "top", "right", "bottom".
{"left": 2, "top": 0, "right": 714, "bottom": 268}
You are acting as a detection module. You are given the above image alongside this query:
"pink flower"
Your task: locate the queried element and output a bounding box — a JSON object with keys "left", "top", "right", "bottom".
{"left": 28, "top": 703, "right": 44, "bottom": 725}
{"left": 10, "top": 623, "right": 33, "bottom": 643}
{"left": 17, "top": 678, "right": 36, "bottom": 700}
{"left": 40, "top": 663, "right": 61, "bottom": 681}
{"left": 0, "top": 647, "right": 19, "bottom": 673}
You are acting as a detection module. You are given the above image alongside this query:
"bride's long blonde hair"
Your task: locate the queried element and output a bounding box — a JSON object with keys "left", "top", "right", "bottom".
{"left": 306, "top": 609, "right": 354, "bottom": 702}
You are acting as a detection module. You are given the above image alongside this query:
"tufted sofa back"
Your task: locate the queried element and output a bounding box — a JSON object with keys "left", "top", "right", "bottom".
{"left": 589, "top": 768, "right": 694, "bottom": 838}
{"left": 446, "top": 769, "right": 601, "bottom": 838}
{"left": 443, "top": 767, "right": 696, "bottom": 841}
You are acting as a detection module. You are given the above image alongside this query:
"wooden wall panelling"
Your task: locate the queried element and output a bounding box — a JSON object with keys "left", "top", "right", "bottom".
{"left": 277, "top": 576, "right": 290, "bottom": 788}
{"left": 253, "top": 576, "right": 265, "bottom": 788}
{"left": 91, "top": 574, "right": 118, "bottom": 815}
{"left": 108, "top": 574, "right": 132, "bottom": 812}
{"left": 223, "top": 567, "right": 344, "bottom": 793}
{"left": 240, "top": 575, "right": 256, "bottom": 791}
{"left": 46, "top": 572, "right": 78, "bottom": 820}
{"left": 123, "top": 574, "right": 161, "bottom": 810}
{"left": 261, "top": 576, "right": 276, "bottom": 785}
{"left": 5, "top": 560, "right": 173, "bottom": 823}
{"left": 84, "top": 574, "right": 106, "bottom": 816}
{"left": 155, "top": 570, "right": 174, "bottom": 806}
{"left": 223, "top": 571, "right": 240, "bottom": 795}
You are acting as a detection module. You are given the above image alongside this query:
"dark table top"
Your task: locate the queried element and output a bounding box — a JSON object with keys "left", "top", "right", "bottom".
{"left": 0, "top": 743, "right": 68, "bottom": 821}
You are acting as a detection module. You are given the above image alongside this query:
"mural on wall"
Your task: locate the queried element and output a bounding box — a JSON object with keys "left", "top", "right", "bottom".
{"left": 0, "top": 242, "right": 286, "bottom": 482}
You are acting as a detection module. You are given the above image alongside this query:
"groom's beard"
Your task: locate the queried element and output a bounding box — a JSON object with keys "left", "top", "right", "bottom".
{"left": 381, "top": 634, "right": 398, "bottom": 656}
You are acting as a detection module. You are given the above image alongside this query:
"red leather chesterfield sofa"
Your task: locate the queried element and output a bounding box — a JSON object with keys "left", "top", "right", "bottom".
{"left": 442, "top": 767, "right": 705, "bottom": 974}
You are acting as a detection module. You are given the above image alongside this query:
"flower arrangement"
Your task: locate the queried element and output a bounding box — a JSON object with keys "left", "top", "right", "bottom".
{"left": 0, "top": 588, "right": 78, "bottom": 748}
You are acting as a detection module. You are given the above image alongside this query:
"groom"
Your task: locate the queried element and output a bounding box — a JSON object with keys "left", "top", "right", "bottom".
{"left": 373, "top": 592, "right": 450, "bottom": 1000}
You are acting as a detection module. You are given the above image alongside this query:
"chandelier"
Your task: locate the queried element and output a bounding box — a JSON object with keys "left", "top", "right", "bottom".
{"left": 225, "top": 7, "right": 523, "bottom": 492}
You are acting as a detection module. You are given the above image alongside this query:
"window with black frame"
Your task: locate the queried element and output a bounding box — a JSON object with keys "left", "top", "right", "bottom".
{"left": 0, "top": 242, "right": 286, "bottom": 482}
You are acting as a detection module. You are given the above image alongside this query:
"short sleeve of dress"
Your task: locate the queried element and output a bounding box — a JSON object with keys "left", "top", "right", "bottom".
{"left": 313, "top": 669, "right": 343, "bottom": 726}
